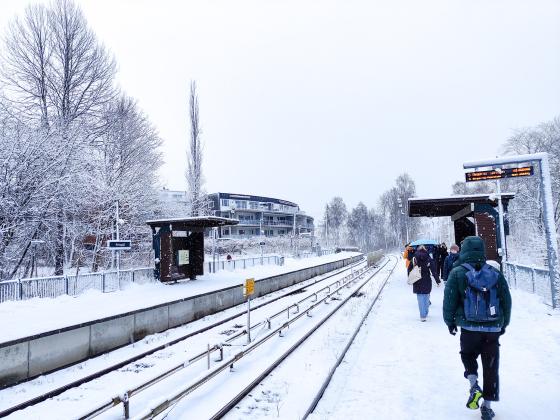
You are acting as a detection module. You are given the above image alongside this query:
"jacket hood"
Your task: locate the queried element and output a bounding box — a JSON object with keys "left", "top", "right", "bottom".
{"left": 458, "top": 236, "right": 486, "bottom": 266}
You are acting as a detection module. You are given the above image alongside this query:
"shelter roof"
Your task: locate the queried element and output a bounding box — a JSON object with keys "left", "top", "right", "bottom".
{"left": 146, "top": 216, "right": 239, "bottom": 228}
{"left": 408, "top": 194, "right": 515, "bottom": 218}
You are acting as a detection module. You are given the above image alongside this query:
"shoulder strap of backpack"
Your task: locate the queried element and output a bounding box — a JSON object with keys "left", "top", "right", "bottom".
{"left": 481, "top": 264, "right": 500, "bottom": 284}
{"left": 461, "top": 263, "right": 475, "bottom": 271}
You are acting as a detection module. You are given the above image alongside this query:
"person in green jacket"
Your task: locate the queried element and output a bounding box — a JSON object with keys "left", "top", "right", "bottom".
{"left": 443, "top": 236, "right": 512, "bottom": 420}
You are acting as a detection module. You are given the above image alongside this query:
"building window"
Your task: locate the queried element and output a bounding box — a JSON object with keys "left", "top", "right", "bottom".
{"left": 235, "top": 200, "right": 247, "bottom": 209}
{"left": 223, "top": 229, "right": 230, "bottom": 236}
{"left": 239, "top": 230, "right": 245, "bottom": 235}
{"left": 221, "top": 199, "right": 229, "bottom": 207}
{"left": 249, "top": 201, "right": 259, "bottom": 210}
{"left": 279, "top": 230, "right": 285, "bottom": 235}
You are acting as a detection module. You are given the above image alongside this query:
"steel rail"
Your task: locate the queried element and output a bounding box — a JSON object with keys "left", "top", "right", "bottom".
{"left": 0, "top": 258, "right": 364, "bottom": 419}
{"left": 139, "top": 258, "right": 392, "bottom": 420}
{"left": 78, "top": 261, "right": 371, "bottom": 419}
{"left": 302, "top": 255, "right": 399, "bottom": 418}
{"left": 208, "top": 256, "right": 397, "bottom": 420}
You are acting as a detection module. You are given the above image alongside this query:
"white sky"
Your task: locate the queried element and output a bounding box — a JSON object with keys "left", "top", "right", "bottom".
{"left": 1, "top": 0, "right": 559, "bottom": 220}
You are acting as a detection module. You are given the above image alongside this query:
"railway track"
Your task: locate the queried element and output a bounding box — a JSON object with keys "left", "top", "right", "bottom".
{"left": 206, "top": 255, "right": 398, "bottom": 420}
{"left": 0, "top": 258, "right": 366, "bottom": 419}
{"left": 102, "top": 255, "right": 397, "bottom": 419}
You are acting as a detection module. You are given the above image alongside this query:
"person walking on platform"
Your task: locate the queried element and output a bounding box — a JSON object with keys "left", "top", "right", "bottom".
{"left": 438, "top": 242, "right": 448, "bottom": 277}
{"left": 443, "top": 236, "right": 512, "bottom": 420}
{"left": 403, "top": 243, "right": 415, "bottom": 274}
{"left": 411, "top": 245, "right": 440, "bottom": 321}
{"left": 442, "top": 243, "right": 459, "bottom": 282}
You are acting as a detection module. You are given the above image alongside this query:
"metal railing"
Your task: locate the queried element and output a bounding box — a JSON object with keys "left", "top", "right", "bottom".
{"left": 207, "top": 255, "right": 284, "bottom": 273}
{"left": 503, "top": 261, "right": 552, "bottom": 306}
{"left": 0, "top": 267, "right": 155, "bottom": 304}
{"left": 299, "top": 249, "right": 334, "bottom": 258}
{"left": 1, "top": 251, "right": 337, "bottom": 302}
{"left": 234, "top": 219, "right": 311, "bottom": 227}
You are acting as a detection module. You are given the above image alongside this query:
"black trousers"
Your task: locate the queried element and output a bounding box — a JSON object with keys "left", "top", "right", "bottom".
{"left": 460, "top": 329, "right": 501, "bottom": 401}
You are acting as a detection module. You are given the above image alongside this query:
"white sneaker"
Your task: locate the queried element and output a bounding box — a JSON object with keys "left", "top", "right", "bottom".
{"left": 420, "top": 317, "right": 427, "bottom": 322}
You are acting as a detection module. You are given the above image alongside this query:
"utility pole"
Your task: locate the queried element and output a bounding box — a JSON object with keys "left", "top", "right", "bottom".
{"left": 212, "top": 227, "right": 217, "bottom": 273}
{"left": 116, "top": 200, "right": 120, "bottom": 287}
{"left": 495, "top": 176, "right": 507, "bottom": 260}
{"left": 398, "top": 197, "right": 409, "bottom": 244}
{"left": 30, "top": 240, "right": 45, "bottom": 278}
{"left": 325, "top": 204, "right": 329, "bottom": 248}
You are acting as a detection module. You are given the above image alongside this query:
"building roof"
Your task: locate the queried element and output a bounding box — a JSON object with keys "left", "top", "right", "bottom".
{"left": 146, "top": 216, "right": 239, "bottom": 228}
{"left": 408, "top": 194, "right": 515, "bottom": 217}
{"left": 210, "top": 192, "right": 298, "bottom": 208}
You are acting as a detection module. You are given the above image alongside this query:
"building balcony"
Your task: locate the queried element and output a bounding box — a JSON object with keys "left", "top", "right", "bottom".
{"left": 219, "top": 207, "right": 298, "bottom": 215}
{"left": 263, "top": 220, "right": 294, "bottom": 227}
{"left": 236, "top": 220, "right": 260, "bottom": 226}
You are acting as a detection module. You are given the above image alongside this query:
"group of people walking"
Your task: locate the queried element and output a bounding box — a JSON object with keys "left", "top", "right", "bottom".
{"left": 404, "top": 242, "right": 458, "bottom": 280}
{"left": 403, "top": 237, "right": 512, "bottom": 420}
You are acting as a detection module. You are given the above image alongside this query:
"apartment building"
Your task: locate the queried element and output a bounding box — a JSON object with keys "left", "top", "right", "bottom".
{"left": 208, "top": 192, "right": 314, "bottom": 238}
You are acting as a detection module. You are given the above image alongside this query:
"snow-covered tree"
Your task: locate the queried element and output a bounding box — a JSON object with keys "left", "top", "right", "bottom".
{"left": 500, "top": 118, "right": 560, "bottom": 264}
{"left": 0, "top": 1, "right": 162, "bottom": 278}
{"left": 347, "top": 202, "right": 371, "bottom": 250}
{"left": 325, "top": 197, "right": 347, "bottom": 246}
{"left": 185, "top": 80, "right": 209, "bottom": 216}
{"left": 447, "top": 116, "right": 560, "bottom": 265}
{"left": 1, "top": 0, "right": 117, "bottom": 274}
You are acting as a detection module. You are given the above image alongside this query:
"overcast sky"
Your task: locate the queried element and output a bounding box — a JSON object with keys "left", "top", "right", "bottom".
{"left": 1, "top": 0, "right": 559, "bottom": 220}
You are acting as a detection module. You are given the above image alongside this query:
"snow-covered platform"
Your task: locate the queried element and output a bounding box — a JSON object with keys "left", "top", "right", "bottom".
{"left": 310, "top": 260, "right": 560, "bottom": 419}
{"left": 0, "top": 253, "right": 359, "bottom": 345}
{"left": 0, "top": 252, "right": 361, "bottom": 387}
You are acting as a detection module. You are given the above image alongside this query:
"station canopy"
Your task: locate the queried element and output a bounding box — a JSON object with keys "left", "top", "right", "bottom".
{"left": 146, "top": 216, "right": 239, "bottom": 229}
{"left": 408, "top": 194, "right": 515, "bottom": 218}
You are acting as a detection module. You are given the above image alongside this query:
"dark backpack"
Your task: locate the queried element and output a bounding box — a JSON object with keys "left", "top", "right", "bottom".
{"left": 462, "top": 263, "right": 500, "bottom": 322}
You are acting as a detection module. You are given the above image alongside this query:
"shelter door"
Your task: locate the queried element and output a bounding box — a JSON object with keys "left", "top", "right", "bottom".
{"left": 159, "top": 231, "right": 173, "bottom": 281}
{"left": 454, "top": 218, "right": 475, "bottom": 246}
{"left": 475, "top": 213, "right": 498, "bottom": 261}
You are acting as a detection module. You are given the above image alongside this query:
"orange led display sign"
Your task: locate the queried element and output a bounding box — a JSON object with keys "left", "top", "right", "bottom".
{"left": 465, "top": 166, "right": 534, "bottom": 182}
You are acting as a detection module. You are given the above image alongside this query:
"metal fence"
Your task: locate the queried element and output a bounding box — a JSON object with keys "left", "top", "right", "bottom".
{"left": 1, "top": 249, "right": 338, "bottom": 302}
{"left": 207, "top": 255, "right": 284, "bottom": 273}
{"left": 299, "top": 249, "right": 333, "bottom": 258}
{"left": 0, "top": 267, "right": 155, "bottom": 304}
{"left": 503, "top": 261, "right": 552, "bottom": 306}
{"left": 207, "top": 249, "right": 334, "bottom": 273}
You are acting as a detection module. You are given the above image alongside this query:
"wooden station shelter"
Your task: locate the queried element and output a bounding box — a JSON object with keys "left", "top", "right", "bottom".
{"left": 408, "top": 194, "right": 515, "bottom": 262}
{"left": 146, "top": 216, "right": 239, "bottom": 282}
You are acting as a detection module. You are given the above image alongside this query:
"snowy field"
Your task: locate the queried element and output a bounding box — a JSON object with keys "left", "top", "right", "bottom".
{"left": 308, "top": 259, "right": 560, "bottom": 420}
{"left": 0, "top": 252, "right": 360, "bottom": 344}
